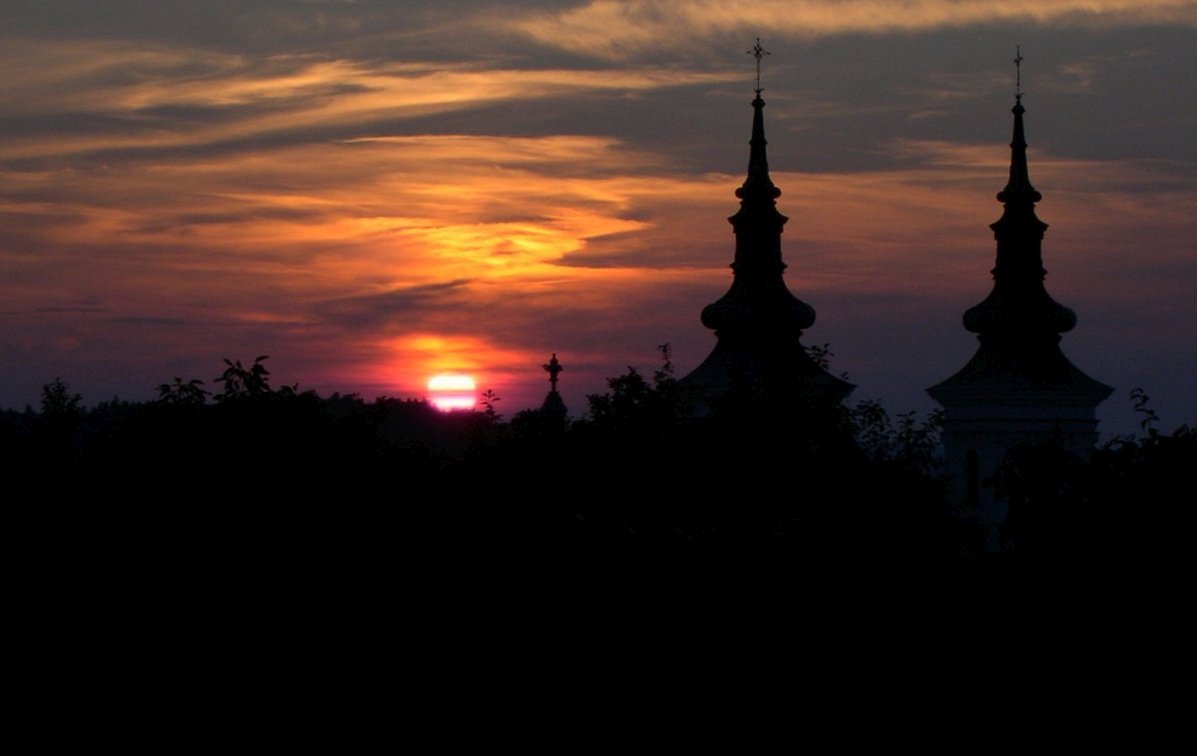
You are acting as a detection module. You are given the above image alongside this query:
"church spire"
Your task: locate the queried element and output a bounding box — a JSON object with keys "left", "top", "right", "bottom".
{"left": 930, "top": 49, "right": 1110, "bottom": 390}
{"left": 703, "top": 47, "right": 809, "bottom": 334}
{"left": 732, "top": 40, "right": 780, "bottom": 212}
{"left": 927, "top": 51, "right": 1111, "bottom": 547}
{"left": 738, "top": 39, "right": 780, "bottom": 208}
{"left": 998, "top": 48, "right": 1040, "bottom": 208}
{"left": 538, "top": 353, "right": 567, "bottom": 424}
{"left": 962, "top": 53, "right": 1075, "bottom": 341}
{"left": 679, "top": 41, "right": 853, "bottom": 411}
{"left": 995, "top": 89, "right": 1042, "bottom": 208}
{"left": 736, "top": 88, "right": 782, "bottom": 208}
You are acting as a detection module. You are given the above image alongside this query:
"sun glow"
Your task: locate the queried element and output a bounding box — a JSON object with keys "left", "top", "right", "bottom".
{"left": 428, "top": 373, "right": 477, "bottom": 411}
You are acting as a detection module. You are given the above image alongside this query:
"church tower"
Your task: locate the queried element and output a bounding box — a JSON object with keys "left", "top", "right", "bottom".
{"left": 928, "top": 53, "right": 1112, "bottom": 535}
{"left": 681, "top": 41, "right": 853, "bottom": 413}
{"left": 539, "top": 353, "right": 567, "bottom": 425}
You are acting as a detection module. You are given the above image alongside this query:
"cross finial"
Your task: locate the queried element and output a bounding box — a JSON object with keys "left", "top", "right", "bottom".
{"left": 748, "top": 37, "right": 769, "bottom": 94}
{"left": 1014, "top": 45, "right": 1024, "bottom": 99}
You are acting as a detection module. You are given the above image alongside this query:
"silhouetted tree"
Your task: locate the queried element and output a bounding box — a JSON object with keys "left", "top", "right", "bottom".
{"left": 157, "top": 377, "right": 209, "bottom": 406}
{"left": 585, "top": 344, "right": 685, "bottom": 436}
{"left": 479, "top": 389, "right": 503, "bottom": 423}
{"left": 850, "top": 399, "right": 942, "bottom": 474}
{"left": 214, "top": 355, "right": 275, "bottom": 399}
{"left": 40, "top": 378, "right": 81, "bottom": 419}
{"left": 996, "top": 390, "right": 1195, "bottom": 578}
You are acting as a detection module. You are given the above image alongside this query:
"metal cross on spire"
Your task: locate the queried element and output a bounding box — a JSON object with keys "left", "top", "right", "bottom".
{"left": 1014, "top": 45, "right": 1024, "bottom": 99}
{"left": 749, "top": 37, "right": 770, "bottom": 93}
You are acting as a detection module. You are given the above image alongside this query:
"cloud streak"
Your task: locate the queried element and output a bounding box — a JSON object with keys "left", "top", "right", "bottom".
{"left": 513, "top": 0, "right": 1197, "bottom": 58}
{"left": 0, "top": 37, "right": 738, "bottom": 162}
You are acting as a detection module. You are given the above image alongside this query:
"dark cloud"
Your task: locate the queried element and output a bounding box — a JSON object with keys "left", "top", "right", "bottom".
{"left": 557, "top": 232, "right": 722, "bottom": 269}
{"left": 0, "top": 209, "right": 91, "bottom": 227}
{"left": 106, "top": 316, "right": 189, "bottom": 326}
{"left": 171, "top": 207, "right": 333, "bottom": 226}
{"left": 314, "top": 279, "right": 474, "bottom": 327}
{"left": 0, "top": 1, "right": 584, "bottom": 60}
{"left": 37, "top": 305, "right": 108, "bottom": 314}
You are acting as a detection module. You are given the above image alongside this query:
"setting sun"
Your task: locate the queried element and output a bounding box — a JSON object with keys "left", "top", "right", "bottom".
{"left": 428, "top": 374, "right": 477, "bottom": 411}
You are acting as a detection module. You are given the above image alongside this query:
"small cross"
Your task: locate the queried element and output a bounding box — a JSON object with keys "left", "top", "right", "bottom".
{"left": 748, "top": 37, "right": 770, "bottom": 93}
{"left": 543, "top": 353, "right": 563, "bottom": 391}
{"left": 1014, "top": 45, "right": 1024, "bottom": 98}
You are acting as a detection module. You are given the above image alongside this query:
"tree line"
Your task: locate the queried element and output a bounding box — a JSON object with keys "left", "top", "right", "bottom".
{"left": 4, "top": 354, "right": 1192, "bottom": 608}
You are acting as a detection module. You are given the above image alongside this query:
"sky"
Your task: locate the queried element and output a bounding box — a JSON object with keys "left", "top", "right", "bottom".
{"left": 1, "top": 0, "right": 1194, "bottom": 436}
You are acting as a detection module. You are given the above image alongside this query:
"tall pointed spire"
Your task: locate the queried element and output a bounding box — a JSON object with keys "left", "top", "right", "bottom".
{"left": 714, "top": 85, "right": 794, "bottom": 290}
{"left": 996, "top": 93, "right": 1042, "bottom": 209}
{"left": 737, "top": 89, "right": 782, "bottom": 209}
{"left": 680, "top": 41, "right": 852, "bottom": 412}
{"left": 1001, "top": 45, "right": 1035, "bottom": 206}
{"left": 961, "top": 83, "right": 1074, "bottom": 343}
{"left": 738, "top": 39, "right": 780, "bottom": 212}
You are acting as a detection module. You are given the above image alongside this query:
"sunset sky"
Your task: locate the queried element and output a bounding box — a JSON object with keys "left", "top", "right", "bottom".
{"left": 2, "top": 0, "right": 1194, "bottom": 435}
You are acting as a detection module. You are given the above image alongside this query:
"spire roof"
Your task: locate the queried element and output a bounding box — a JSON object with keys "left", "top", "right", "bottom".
{"left": 928, "top": 55, "right": 1110, "bottom": 403}
{"left": 962, "top": 90, "right": 1076, "bottom": 340}
{"left": 736, "top": 38, "right": 781, "bottom": 209}
{"left": 705, "top": 85, "right": 808, "bottom": 332}
{"left": 679, "top": 42, "right": 853, "bottom": 409}
{"left": 735, "top": 91, "right": 782, "bottom": 207}
{"left": 995, "top": 95, "right": 1042, "bottom": 208}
